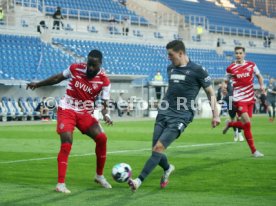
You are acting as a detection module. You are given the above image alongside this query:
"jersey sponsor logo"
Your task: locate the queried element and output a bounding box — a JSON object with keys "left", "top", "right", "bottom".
{"left": 171, "top": 74, "right": 186, "bottom": 81}
{"left": 237, "top": 72, "right": 250, "bottom": 78}
{"left": 75, "top": 81, "right": 93, "bottom": 94}
{"left": 177, "top": 122, "right": 184, "bottom": 131}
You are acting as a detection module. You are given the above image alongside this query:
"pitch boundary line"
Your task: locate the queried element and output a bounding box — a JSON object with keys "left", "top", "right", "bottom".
{"left": 0, "top": 142, "right": 234, "bottom": 164}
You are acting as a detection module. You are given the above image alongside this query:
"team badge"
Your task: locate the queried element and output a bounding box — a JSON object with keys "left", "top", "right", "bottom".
{"left": 92, "top": 84, "right": 98, "bottom": 90}
{"left": 59, "top": 123, "right": 64, "bottom": 130}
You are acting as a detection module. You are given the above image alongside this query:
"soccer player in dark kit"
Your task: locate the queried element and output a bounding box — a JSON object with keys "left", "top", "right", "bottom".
{"left": 128, "top": 40, "right": 221, "bottom": 192}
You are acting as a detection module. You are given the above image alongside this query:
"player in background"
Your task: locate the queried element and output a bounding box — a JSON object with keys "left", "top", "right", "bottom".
{"left": 220, "top": 81, "right": 244, "bottom": 142}
{"left": 128, "top": 40, "right": 220, "bottom": 192}
{"left": 223, "top": 46, "right": 264, "bottom": 157}
{"left": 27, "top": 50, "right": 113, "bottom": 193}
{"left": 266, "top": 78, "right": 276, "bottom": 122}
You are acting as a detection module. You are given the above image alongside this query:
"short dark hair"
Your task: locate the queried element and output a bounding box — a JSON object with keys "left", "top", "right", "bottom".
{"left": 166, "top": 40, "right": 186, "bottom": 53}
{"left": 88, "top": 49, "right": 103, "bottom": 63}
{"left": 234, "top": 46, "right": 245, "bottom": 52}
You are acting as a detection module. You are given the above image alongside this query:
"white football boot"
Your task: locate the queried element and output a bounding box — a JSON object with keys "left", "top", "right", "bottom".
{"left": 94, "top": 175, "right": 112, "bottom": 189}
{"left": 252, "top": 150, "right": 264, "bottom": 158}
{"left": 56, "top": 183, "right": 71, "bottom": 194}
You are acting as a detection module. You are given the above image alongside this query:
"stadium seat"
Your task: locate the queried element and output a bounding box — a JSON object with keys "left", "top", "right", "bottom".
{"left": 87, "top": 25, "right": 98, "bottom": 33}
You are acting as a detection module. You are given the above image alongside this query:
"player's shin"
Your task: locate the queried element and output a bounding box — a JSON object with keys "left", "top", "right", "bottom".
{"left": 57, "top": 143, "right": 72, "bottom": 183}
{"left": 159, "top": 153, "right": 170, "bottom": 171}
{"left": 95, "top": 133, "right": 107, "bottom": 175}
{"left": 138, "top": 151, "right": 163, "bottom": 182}
{"left": 243, "top": 122, "right": 256, "bottom": 153}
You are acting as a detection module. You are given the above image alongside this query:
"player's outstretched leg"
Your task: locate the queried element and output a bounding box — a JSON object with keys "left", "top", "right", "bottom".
{"left": 128, "top": 178, "right": 142, "bottom": 192}
{"left": 56, "top": 142, "right": 72, "bottom": 193}
{"left": 160, "top": 164, "right": 175, "bottom": 189}
{"left": 94, "top": 133, "right": 112, "bottom": 188}
{"left": 223, "top": 120, "right": 230, "bottom": 134}
{"left": 128, "top": 151, "right": 163, "bottom": 192}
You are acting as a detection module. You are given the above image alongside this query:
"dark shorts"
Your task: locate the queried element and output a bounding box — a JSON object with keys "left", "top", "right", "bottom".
{"left": 228, "top": 104, "right": 237, "bottom": 119}
{"left": 267, "top": 99, "right": 276, "bottom": 107}
{"left": 152, "top": 113, "right": 193, "bottom": 148}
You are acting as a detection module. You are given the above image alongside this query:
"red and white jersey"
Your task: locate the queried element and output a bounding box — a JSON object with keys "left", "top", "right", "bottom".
{"left": 226, "top": 60, "right": 260, "bottom": 102}
{"left": 59, "top": 63, "right": 111, "bottom": 112}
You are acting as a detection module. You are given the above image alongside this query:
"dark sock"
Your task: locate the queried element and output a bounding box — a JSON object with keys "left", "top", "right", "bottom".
{"left": 268, "top": 110, "right": 272, "bottom": 118}
{"left": 159, "top": 153, "right": 170, "bottom": 171}
{"left": 138, "top": 151, "right": 163, "bottom": 182}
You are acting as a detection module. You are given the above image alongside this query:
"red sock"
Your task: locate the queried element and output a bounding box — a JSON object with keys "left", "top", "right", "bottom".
{"left": 243, "top": 122, "right": 256, "bottom": 153}
{"left": 57, "top": 143, "right": 72, "bottom": 183}
{"left": 94, "top": 133, "right": 107, "bottom": 175}
{"left": 229, "top": 121, "right": 244, "bottom": 129}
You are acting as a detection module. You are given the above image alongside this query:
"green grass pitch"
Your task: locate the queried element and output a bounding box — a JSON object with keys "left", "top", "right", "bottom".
{"left": 0, "top": 116, "right": 275, "bottom": 206}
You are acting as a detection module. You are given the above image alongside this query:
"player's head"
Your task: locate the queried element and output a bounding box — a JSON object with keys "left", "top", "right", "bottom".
{"left": 166, "top": 40, "right": 186, "bottom": 67}
{"left": 269, "top": 78, "right": 274, "bottom": 84}
{"left": 86, "top": 50, "right": 103, "bottom": 78}
{"left": 234, "top": 46, "right": 245, "bottom": 62}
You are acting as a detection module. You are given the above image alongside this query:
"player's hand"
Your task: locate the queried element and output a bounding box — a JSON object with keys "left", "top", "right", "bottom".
{"left": 104, "top": 114, "right": 113, "bottom": 125}
{"left": 212, "top": 116, "right": 220, "bottom": 128}
{"left": 26, "top": 82, "right": 39, "bottom": 90}
{"left": 260, "top": 86, "right": 265, "bottom": 94}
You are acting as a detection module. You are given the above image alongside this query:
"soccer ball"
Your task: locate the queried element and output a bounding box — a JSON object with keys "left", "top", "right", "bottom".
{"left": 112, "top": 163, "right": 132, "bottom": 183}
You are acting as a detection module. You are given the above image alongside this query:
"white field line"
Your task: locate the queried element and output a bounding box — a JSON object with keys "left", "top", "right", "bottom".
{"left": 0, "top": 142, "right": 234, "bottom": 164}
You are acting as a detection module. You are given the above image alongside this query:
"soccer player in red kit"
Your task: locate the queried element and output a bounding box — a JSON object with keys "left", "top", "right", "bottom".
{"left": 223, "top": 46, "right": 264, "bottom": 157}
{"left": 27, "top": 50, "right": 113, "bottom": 193}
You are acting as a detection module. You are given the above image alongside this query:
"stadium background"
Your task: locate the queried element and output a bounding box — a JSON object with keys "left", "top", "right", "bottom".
{"left": 0, "top": 0, "right": 276, "bottom": 206}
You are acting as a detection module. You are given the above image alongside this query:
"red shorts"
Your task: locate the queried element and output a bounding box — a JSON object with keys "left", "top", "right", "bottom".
{"left": 233, "top": 101, "right": 254, "bottom": 118}
{"left": 56, "top": 107, "right": 98, "bottom": 134}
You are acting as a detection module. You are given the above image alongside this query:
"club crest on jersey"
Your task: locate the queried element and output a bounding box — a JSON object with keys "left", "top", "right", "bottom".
{"left": 92, "top": 84, "right": 99, "bottom": 90}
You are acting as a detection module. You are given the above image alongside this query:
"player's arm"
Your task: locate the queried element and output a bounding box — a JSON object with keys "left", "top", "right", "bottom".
{"left": 256, "top": 73, "right": 265, "bottom": 93}
{"left": 254, "top": 64, "right": 265, "bottom": 93}
{"left": 204, "top": 85, "right": 221, "bottom": 128}
{"left": 101, "top": 84, "right": 112, "bottom": 125}
{"left": 26, "top": 73, "right": 67, "bottom": 90}
{"left": 267, "top": 87, "right": 276, "bottom": 94}
{"left": 101, "top": 99, "right": 112, "bottom": 125}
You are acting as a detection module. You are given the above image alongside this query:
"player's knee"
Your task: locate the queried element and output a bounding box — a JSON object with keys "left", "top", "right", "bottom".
{"left": 243, "top": 122, "right": 251, "bottom": 130}
{"left": 95, "top": 133, "right": 107, "bottom": 145}
{"left": 153, "top": 141, "right": 165, "bottom": 152}
{"left": 58, "top": 143, "right": 72, "bottom": 161}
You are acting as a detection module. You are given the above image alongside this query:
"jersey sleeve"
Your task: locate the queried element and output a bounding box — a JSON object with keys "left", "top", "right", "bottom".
{"left": 102, "top": 84, "right": 111, "bottom": 100}
{"left": 101, "top": 75, "right": 111, "bottom": 100}
{"left": 62, "top": 65, "right": 73, "bottom": 79}
{"left": 197, "top": 66, "right": 212, "bottom": 88}
{"left": 253, "top": 64, "right": 260, "bottom": 75}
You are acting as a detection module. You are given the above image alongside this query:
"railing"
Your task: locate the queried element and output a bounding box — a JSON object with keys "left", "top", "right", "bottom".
{"left": 4, "top": 0, "right": 274, "bottom": 39}
{"left": 14, "top": 0, "right": 151, "bottom": 27}
{"left": 185, "top": 14, "right": 273, "bottom": 39}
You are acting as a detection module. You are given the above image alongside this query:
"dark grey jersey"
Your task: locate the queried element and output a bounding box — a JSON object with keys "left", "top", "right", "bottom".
{"left": 158, "top": 61, "right": 211, "bottom": 117}
{"left": 267, "top": 82, "right": 276, "bottom": 101}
